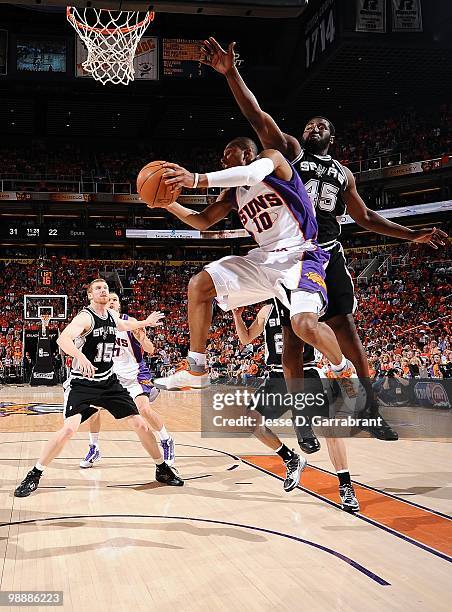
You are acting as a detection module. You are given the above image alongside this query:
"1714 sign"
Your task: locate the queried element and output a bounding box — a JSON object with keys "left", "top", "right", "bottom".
{"left": 304, "top": 0, "right": 337, "bottom": 70}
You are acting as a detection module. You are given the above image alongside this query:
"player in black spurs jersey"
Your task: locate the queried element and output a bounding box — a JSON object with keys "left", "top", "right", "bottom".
{"left": 201, "top": 37, "right": 447, "bottom": 441}
{"left": 14, "top": 278, "right": 183, "bottom": 498}
{"left": 233, "top": 302, "right": 321, "bottom": 455}
{"left": 233, "top": 301, "right": 360, "bottom": 512}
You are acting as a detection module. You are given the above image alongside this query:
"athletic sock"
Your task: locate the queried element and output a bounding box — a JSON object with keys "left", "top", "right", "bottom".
{"left": 155, "top": 459, "right": 165, "bottom": 467}
{"left": 33, "top": 463, "right": 45, "bottom": 474}
{"left": 89, "top": 433, "right": 99, "bottom": 446}
{"left": 188, "top": 351, "right": 206, "bottom": 367}
{"left": 337, "top": 470, "right": 351, "bottom": 487}
{"left": 157, "top": 426, "right": 170, "bottom": 441}
{"left": 276, "top": 444, "right": 295, "bottom": 462}
{"left": 330, "top": 356, "right": 348, "bottom": 373}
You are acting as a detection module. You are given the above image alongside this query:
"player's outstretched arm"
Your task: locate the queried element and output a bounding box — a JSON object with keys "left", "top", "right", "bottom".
{"left": 163, "top": 150, "right": 291, "bottom": 191}
{"left": 166, "top": 191, "right": 237, "bottom": 231}
{"left": 57, "top": 312, "right": 96, "bottom": 378}
{"left": 200, "top": 37, "right": 301, "bottom": 158}
{"left": 233, "top": 304, "right": 272, "bottom": 345}
{"left": 111, "top": 309, "right": 165, "bottom": 331}
{"left": 343, "top": 167, "right": 448, "bottom": 248}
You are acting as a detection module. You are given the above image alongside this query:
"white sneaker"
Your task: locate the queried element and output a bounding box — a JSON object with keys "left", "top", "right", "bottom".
{"left": 80, "top": 444, "right": 101, "bottom": 469}
{"left": 160, "top": 437, "right": 175, "bottom": 466}
{"left": 154, "top": 360, "right": 210, "bottom": 391}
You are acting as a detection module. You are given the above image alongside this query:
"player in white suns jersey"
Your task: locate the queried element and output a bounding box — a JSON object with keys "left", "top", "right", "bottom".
{"left": 153, "top": 137, "right": 362, "bottom": 433}
{"left": 80, "top": 292, "right": 175, "bottom": 468}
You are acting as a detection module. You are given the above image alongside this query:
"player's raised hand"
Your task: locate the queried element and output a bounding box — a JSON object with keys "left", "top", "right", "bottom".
{"left": 411, "top": 227, "right": 448, "bottom": 249}
{"left": 200, "top": 37, "right": 236, "bottom": 75}
{"left": 162, "top": 162, "right": 197, "bottom": 191}
{"left": 77, "top": 354, "right": 97, "bottom": 379}
{"left": 233, "top": 307, "right": 244, "bottom": 316}
{"left": 144, "top": 311, "right": 165, "bottom": 327}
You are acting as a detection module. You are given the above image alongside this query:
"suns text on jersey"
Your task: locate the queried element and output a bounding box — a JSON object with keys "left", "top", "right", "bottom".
{"left": 239, "top": 191, "right": 283, "bottom": 233}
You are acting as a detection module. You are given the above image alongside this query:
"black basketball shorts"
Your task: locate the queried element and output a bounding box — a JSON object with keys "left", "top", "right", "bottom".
{"left": 321, "top": 242, "right": 357, "bottom": 321}
{"left": 63, "top": 374, "right": 139, "bottom": 423}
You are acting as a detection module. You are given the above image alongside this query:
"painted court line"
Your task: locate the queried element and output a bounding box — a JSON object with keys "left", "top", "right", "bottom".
{"left": 241, "top": 455, "right": 452, "bottom": 560}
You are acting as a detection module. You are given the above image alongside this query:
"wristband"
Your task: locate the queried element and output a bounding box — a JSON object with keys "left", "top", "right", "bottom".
{"left": 192, "top": 172, "right": 199, "bottom": 188}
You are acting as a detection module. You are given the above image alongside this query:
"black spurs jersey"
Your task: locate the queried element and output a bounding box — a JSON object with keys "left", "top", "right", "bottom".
{"left": 292, "top": 149, "right": 348, "bottom": 248}
{"left": 264, "top": 300, "right": 318, "bottom": 371}
{"left": 71, "top": 306, "right": 117, "bottom": 383}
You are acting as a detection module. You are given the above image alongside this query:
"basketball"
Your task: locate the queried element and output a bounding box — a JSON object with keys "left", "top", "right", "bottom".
{"left": 137, "top": 160, "right": 181, "bottom": 208}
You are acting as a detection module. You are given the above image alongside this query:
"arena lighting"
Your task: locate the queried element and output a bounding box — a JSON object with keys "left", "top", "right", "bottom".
{"left": 43, "top": 243, "right": 79, "bottom": 247}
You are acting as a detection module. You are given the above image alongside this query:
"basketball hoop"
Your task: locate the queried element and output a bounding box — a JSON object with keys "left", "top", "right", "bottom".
{"left": 40, "top": 314, "right": 51, "bottom": 337}
{"left": 66, "top": 7, "right": 154, "bottom": 85}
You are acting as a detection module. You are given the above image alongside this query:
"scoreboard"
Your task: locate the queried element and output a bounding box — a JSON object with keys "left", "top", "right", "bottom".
{"left": 163, "top": 39, "right": 207, "bottom": 79}
{"left": 37, "top": 269, "right": 54, "bottom": 287}
{"left": 1, "top": 225, "right": 125, "bottom": 241}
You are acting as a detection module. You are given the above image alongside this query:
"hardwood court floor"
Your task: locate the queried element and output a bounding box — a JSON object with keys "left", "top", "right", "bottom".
{"left": 1, "top": 386, "right": 451, "bottom": 612}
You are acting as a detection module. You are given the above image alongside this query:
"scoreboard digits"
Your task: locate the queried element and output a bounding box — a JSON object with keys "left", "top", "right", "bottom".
{"left": 37, "top": 269, "right": 54, "bottom": 287}
{"left": 163, "top": 39, "right": 206, "bottom": 78}
{"left": 2, "top": 225, "right": 125, "bottom": 240}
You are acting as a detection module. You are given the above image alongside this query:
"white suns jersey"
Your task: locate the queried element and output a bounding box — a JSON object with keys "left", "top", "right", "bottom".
{"left": 112, "top": 328, "right": 140, "bottom": 380}
{"left": 234, "top": 168, "right": 318, "bottom": 251}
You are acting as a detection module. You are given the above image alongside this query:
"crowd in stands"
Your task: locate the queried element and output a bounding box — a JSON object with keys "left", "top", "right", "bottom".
{"left": 0, "top": 242, "right": 450, "bottom": 389}
{"left": 1, "top": 104, "right": 450, "bottom": 189}
{"left": 330, "top": 104, "right": 452, "bottom": 167}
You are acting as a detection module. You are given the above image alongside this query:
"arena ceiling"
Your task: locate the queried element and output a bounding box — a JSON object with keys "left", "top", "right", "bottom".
{"left": 0, "top": 0, "right": 308, "bottom": 18}
{"left": 286, "top": 43, "right": 452, "bottom": 120}
{"left": 0, "top": 1, "right": 451, "bottom": 135}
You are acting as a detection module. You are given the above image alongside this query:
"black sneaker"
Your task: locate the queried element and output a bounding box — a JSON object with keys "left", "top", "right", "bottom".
{"left": 360, "top": 403, "right": 398, "bottom": 441}
{"left": 14, "top": 469, "right": 42, "bottom": 498}
{"left": 155, "top": 462, "right": 184, "bottom": 486}
{"left": 339, "top": 484, "right": 360, "bottom": 513}
{"left": 300, "top": 437, "right": 321, "bottom": 454}
{"left": 283, "top": 452, "right": 307, "bottom": 492}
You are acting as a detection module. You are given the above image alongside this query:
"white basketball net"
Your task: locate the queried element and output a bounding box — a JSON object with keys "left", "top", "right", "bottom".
{"left": 67, "top": 7, "right": 154, "bottom": 85}
{"left": 40, "top": 314, "right": 51, "bottom": 336}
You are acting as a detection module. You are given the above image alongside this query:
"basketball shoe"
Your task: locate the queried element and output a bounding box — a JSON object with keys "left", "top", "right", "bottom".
{"left": 339, "top": 483, "right": 360, "bottom": 513}
{"left": 80, "top": 444, "right": 101, "bottom": 469}
{"left": 148, "top": 386, "right": 160, "bottom": 403}
{"left": 327, "top": 360, "right": 362, "bottom": 414}
{"left": 299, "top": 436, "right": 321, "bottom": 454}
{"left": 154, "top": 358, "right": 209, "bottom": 390}
{"left": 155, "top": 462, "right": 184, "bottom": 486}
{"left": 283, "top": 452, "right": 307, "bottom": 492}
{"left": 160, "top": 437, "right": 175, "bottom": 466}
{"left": 359, "top": 397, "right": 398, "bottom": 441}
{"left": 14, "top": 468, "right": 42, "bottom": 497}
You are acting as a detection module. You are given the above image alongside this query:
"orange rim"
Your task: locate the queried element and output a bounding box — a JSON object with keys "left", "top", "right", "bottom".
{"left": 66, "top": 7, "right": 154, "bottom": 35}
